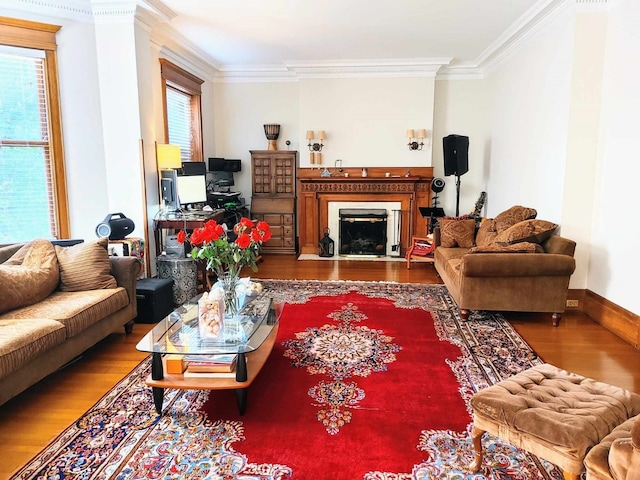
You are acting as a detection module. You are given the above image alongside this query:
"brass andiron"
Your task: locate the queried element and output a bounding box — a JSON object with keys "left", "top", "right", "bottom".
{"left": 263, "top": 124, "right": 280, "bottom": 150}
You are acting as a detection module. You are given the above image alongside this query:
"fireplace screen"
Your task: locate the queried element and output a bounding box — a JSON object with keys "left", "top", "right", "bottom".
{"left": 339, "top": 209, "right": 387, "bottom": 256}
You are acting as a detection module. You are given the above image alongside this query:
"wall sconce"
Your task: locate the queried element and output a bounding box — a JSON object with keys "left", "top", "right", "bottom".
{"left": 156, "top": 143, "right": 182, "bottom": 169}
{"left": 406, "top": 129, "right": 427, "bottom": 151}
{"left": 306, "top": 130, "right": 326, "bottom": 165}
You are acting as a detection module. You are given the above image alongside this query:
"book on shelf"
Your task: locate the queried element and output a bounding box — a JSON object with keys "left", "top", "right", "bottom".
{"left": 183, "top": 353, "right": 238, "bottom": 373}
{"left": 183, "top": 368, "right": 237, "bottom": 378}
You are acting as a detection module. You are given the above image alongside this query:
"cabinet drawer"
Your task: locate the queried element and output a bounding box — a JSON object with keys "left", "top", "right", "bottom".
{"left": 269, "top": 225, "right": 284, "bottom": 236}
{"left": 282, "top": 214, "right": 294, "bottom": 226}
{"left": 283, "top": 226, "right": 293, "bottom": 238}
{"left": 283, "top": 238, "right": 295, "bottom": 247}
{"left": 263, "top": 214, "right": 283, "bottom": 226}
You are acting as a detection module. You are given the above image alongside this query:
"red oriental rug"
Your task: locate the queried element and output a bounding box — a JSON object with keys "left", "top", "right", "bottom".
{"left": 11, "top": 281, "right": 570, "bottom": 480}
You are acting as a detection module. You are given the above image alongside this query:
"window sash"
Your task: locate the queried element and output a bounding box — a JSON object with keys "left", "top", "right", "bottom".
{"left": 160, "top": 59, "right": 204, "bottom": 162}
{"left": 0, "top": 17, "right": 68, "bottom": 242}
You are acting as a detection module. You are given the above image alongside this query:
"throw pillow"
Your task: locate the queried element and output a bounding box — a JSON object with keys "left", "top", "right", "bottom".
{"left": 55, "top": 238, "right": 117, "bottom": 291}
{"left": 475, "top": 219, "right": 498, "bottom": 247}
{"left": 0, "top": 239, "right": 59, "bottom": 314}
{"left": 494, "top": 205, "right": 537, "bottom": 233}
{"left": 1, "top": 242, "right": 30, "bottom": 265}
{"left": 467, "top": 242, "right": 540, "bottom": 254}
{"left": 494, "top": 219, "right": 558, "bottom": 246}
{"left": 439, "top": 219, "right": 476, "bottom": 248}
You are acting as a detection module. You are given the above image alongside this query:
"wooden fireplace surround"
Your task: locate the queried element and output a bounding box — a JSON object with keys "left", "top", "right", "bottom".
{"left": 297, "top": 167, "right": 434, "bottom": 255}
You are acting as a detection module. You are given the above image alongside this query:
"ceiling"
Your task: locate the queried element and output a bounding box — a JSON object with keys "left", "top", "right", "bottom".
{"left": 156, "top": 0, "right": 559, "bottom": 75}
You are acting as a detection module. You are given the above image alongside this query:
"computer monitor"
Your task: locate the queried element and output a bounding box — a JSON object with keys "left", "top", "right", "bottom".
{"left": 176, "top": 174, "right": 208, "bottom": 207}
{"left": 160, "top": 169, "right": 179, "bottom": 210}
{"left": 208, "top": 171, "right": 235, "bottom": 190}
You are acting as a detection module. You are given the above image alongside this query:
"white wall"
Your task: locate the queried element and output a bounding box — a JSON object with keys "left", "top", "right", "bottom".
{"left": 589, "top": 0, "right": 640, "bottom": 314}
{"left": 484, "top": 9, "right": 575, "bottom": 225}
{"left": 212, "top": 81, "right": 300, "bottom": 201}
{"left": 433, "top": 79, "right": 489, "bottom": 217}
{"left": 298, "top": 77, "right": 435, "bottom": 169}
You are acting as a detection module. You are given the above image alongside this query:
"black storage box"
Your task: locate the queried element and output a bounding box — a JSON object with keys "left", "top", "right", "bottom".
{"left": 135, "top": 278, "right": 174, "bottom": 323}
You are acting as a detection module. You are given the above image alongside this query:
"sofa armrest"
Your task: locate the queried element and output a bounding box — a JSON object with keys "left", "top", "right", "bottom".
{"left": 110, "top": 256, "right": 141, "bottom": 304}
{"left": 461, "top": 253, "right": 576, "bottom": 277}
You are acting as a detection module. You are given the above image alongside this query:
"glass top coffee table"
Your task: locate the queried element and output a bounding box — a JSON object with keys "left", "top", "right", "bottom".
{"left": 136, "top": 292, "right": 284, "bottom": 415}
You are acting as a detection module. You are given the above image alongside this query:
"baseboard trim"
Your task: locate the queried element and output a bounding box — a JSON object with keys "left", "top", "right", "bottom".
{"left": 568, "top": 288, "right": 639, "bottom": 349}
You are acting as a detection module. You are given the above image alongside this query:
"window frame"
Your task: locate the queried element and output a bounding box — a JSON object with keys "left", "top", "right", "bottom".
{"left": 0, "top": 16, "right": 69, "bottom": 239}
{"left": 159, "top": 58, "right": 204, "bottom": 162}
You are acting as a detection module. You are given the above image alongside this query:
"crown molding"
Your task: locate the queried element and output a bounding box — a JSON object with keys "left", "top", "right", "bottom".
{"left": 1, "top": 0, "right": 93, "bottom": 20}
{"left": 214, "top": 58, "right": 452, "bottom": 83}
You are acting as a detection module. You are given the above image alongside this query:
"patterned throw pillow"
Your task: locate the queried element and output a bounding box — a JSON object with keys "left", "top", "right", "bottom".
{"left": 468, "top": 242, "right": 540, "bottom": 254}
{"left": 494, "top": 219, "right": 558, "bottom": 246}
{"left": 0, "top": 239, "right": 60, "bottom": 314}
{"left": 55, "top": 238, "right": 117, "bottom": 291}
{"left": 475, "top": 219, "right": 498, "bottom": 247}
{"left": 439, "top": 219, "right": 476, "bottom": 248}
{"left": 494, "top": 206, "right": 537, "bottom": 233}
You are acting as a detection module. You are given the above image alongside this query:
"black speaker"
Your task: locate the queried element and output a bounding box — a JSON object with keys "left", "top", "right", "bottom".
{"left": 224, "top": 159, "right": 241, "bottom": 172}
{"left": 443, "top": 134, "right": 469, "bottom": 176}
{"left": 95, "top": 213, "right": 135, "bottom": 240}
{"left": 208, "top": 157, "right": 226, "bottom": 171}
{"left": 431, "top": 177, "right": 445, "bottom": 193}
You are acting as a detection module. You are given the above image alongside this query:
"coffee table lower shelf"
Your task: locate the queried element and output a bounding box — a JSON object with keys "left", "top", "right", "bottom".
{"left": 145, "top": 324, "right": 279, "bottom": 416}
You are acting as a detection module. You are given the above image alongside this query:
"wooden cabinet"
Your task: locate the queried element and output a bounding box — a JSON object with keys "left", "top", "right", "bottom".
{"left": 250, "top": 150, "right": 297, "bottom": 254}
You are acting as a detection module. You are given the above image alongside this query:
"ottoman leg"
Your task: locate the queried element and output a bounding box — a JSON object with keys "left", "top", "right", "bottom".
{"left": 562, "top": 473, "right": 579, "bottom": 480}
{"left": 471, "top": 426, "right": 485, "bottom": 472}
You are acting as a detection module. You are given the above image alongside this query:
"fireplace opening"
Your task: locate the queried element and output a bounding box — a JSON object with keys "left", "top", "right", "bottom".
{"left": 339, "top": 209, "right": 387, "bottom": 256}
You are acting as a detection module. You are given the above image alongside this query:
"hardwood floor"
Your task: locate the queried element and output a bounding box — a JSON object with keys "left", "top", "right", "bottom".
{"left": 1, "top": 254, "right": 639, "bottom": 478}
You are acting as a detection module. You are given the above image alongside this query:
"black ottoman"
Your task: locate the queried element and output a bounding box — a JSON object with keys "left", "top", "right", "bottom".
{"left": 135, "top": 278, "right": 174, "bottom": 323}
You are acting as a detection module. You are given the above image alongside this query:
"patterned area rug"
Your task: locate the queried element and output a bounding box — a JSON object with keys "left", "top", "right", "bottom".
{"left": 12, "top": 281, "right": 571, "bottom": 479}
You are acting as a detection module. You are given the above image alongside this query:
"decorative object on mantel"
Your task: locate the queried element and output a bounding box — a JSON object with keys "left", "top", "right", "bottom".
{"left": 406, "top": 129, "right": 427, "bottom": 151}
{"left": 361, "top": 167, "right": 367, "bottom": 177}
{"left": 306, "top": 130, "right": 326, "bottom": 165}
{"left": 320, "top": 167, "right": 331, "bottom": 177}
{"left": 263, "top": 124, "right": 280, "bottom": 150}
{"left": 318, "top": 227, "right": 335, "bottom": 257}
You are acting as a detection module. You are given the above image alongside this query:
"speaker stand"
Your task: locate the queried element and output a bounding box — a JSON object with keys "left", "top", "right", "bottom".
{"left": 455, "top": 175, "right": 461, "bottom": 217}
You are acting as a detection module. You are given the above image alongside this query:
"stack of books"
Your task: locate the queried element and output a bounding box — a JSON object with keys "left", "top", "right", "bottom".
{"left": 182, "top": 353, "right": 238, "bottom": 378}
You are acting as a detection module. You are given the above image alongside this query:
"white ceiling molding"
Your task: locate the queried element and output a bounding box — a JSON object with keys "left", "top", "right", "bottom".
{"left": 213, "top": 66, "right": 298, "bottom": 84}
{"left": 3, "top": 0, "right": 93, "bottom": 21}
{"left": 575, "top": 0, "right": 611, "bottom": 11}
{"left": 436, "top": 65, "right": 485, "bottom": 81}
{"left": 158, "top": 45, "right": 218, "bottom": 83}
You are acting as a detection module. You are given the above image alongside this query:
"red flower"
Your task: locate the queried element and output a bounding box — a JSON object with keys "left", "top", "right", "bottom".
{"left": 240, "top": 218, "right": 254, "bottom": 229}
{"left": 235, "top": 233, "right": 251, "bottom": 249}
{"left": 177, "top": 230, "right": 187, "bottom": 244}
{"left": 256, "top": 221, "right": 270, "bottom": 232}
{"left": 261, "top": 230, "right": 272, "bottom": 242}
{"left": 190, "top": 228, "right": 205, "bottom": 246}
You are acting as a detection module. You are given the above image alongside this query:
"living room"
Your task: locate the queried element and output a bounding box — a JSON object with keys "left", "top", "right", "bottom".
{"left": 1, "top": 0, "right": 639, "bottom": 478}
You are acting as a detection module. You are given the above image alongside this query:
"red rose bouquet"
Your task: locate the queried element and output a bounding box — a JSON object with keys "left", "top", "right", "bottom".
{"left": 177, "top": 217, "right": 271, "bottom": 279}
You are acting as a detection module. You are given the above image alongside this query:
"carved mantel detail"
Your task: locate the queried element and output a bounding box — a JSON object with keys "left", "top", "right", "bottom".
{"left": 296, "top": 167, "right": 434, "bottom": 255}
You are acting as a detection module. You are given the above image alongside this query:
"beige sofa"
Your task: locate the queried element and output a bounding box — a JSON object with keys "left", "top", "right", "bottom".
{"left": 433, "top": 206, "right": 576, "bottom": 326}
{"left": 0, "top": 238, "right": 140, "bottom": 406}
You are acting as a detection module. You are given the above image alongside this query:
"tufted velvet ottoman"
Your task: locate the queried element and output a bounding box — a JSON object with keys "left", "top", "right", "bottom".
{"left": 584, "top": 414, "right": 640, "bottom": 480}
{"left": 470, "top": 363, "right": 640, "bottom": 479}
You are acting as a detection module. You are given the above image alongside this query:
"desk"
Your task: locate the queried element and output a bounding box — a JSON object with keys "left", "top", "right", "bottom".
{"left": 154, "top": 210, "right": 225, "bottom": 257}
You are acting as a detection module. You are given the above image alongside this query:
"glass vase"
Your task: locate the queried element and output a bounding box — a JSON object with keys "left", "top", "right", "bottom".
{"left": 218, "top": 271, "right": 241, "bottom": 318}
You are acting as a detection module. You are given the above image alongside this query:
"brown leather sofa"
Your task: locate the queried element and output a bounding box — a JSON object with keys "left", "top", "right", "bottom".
{"left": 433, "top": 206, "right": 576, "bottom": 325}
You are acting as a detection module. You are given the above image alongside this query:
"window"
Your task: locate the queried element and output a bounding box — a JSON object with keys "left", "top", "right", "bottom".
{"left": 0, "top": 18, "right": 68, "bottom": 243}
{"left": 160, "top": 59, "right": 204, "bottom": 162}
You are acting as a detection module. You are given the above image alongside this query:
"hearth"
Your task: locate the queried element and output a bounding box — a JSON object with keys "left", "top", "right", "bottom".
{"left": 339, "top": 208, "right": 387, "bottom": 256}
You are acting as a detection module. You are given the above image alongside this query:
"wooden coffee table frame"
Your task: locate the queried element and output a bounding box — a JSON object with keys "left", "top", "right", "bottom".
{"left": 145, "top": 324, "right": 278, "bottom": 416}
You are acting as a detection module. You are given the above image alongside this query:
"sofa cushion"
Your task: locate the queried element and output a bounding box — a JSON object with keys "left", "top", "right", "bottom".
{"left": 1, "top": 242, "right": 30, "bottom": 265}
{"left": 475, "top": 219, "right": 498, "bottom": 247}
{"left": 0, "top": 239, "right": 60, "bottom": 315}
{"left": 494, "top": 206, "right": 537, "bottom": 233}
{"left": 584, "top": 414, "right": 640, "bottom": 480}
{"left": 468, "top": 242, "right": 540, "bottom": 254}
{"left": 0, "top": 318, "right": 66, "bottom": 380}
{"left": 55, "top": 238, "right": 117, "bottom": 291}
{"left": 439, "top": 219, "right": 476, "bottom": 248}
{"left": 494, "top": 219, "right": 558, "bottom": 246}
{"left": 0, "top": 289, "right": 129, "bottom": 338}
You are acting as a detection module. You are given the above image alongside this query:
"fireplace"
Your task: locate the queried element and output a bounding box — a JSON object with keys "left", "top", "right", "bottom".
{"left": 339, "top": 209, "right": 387, "bottom": 256}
